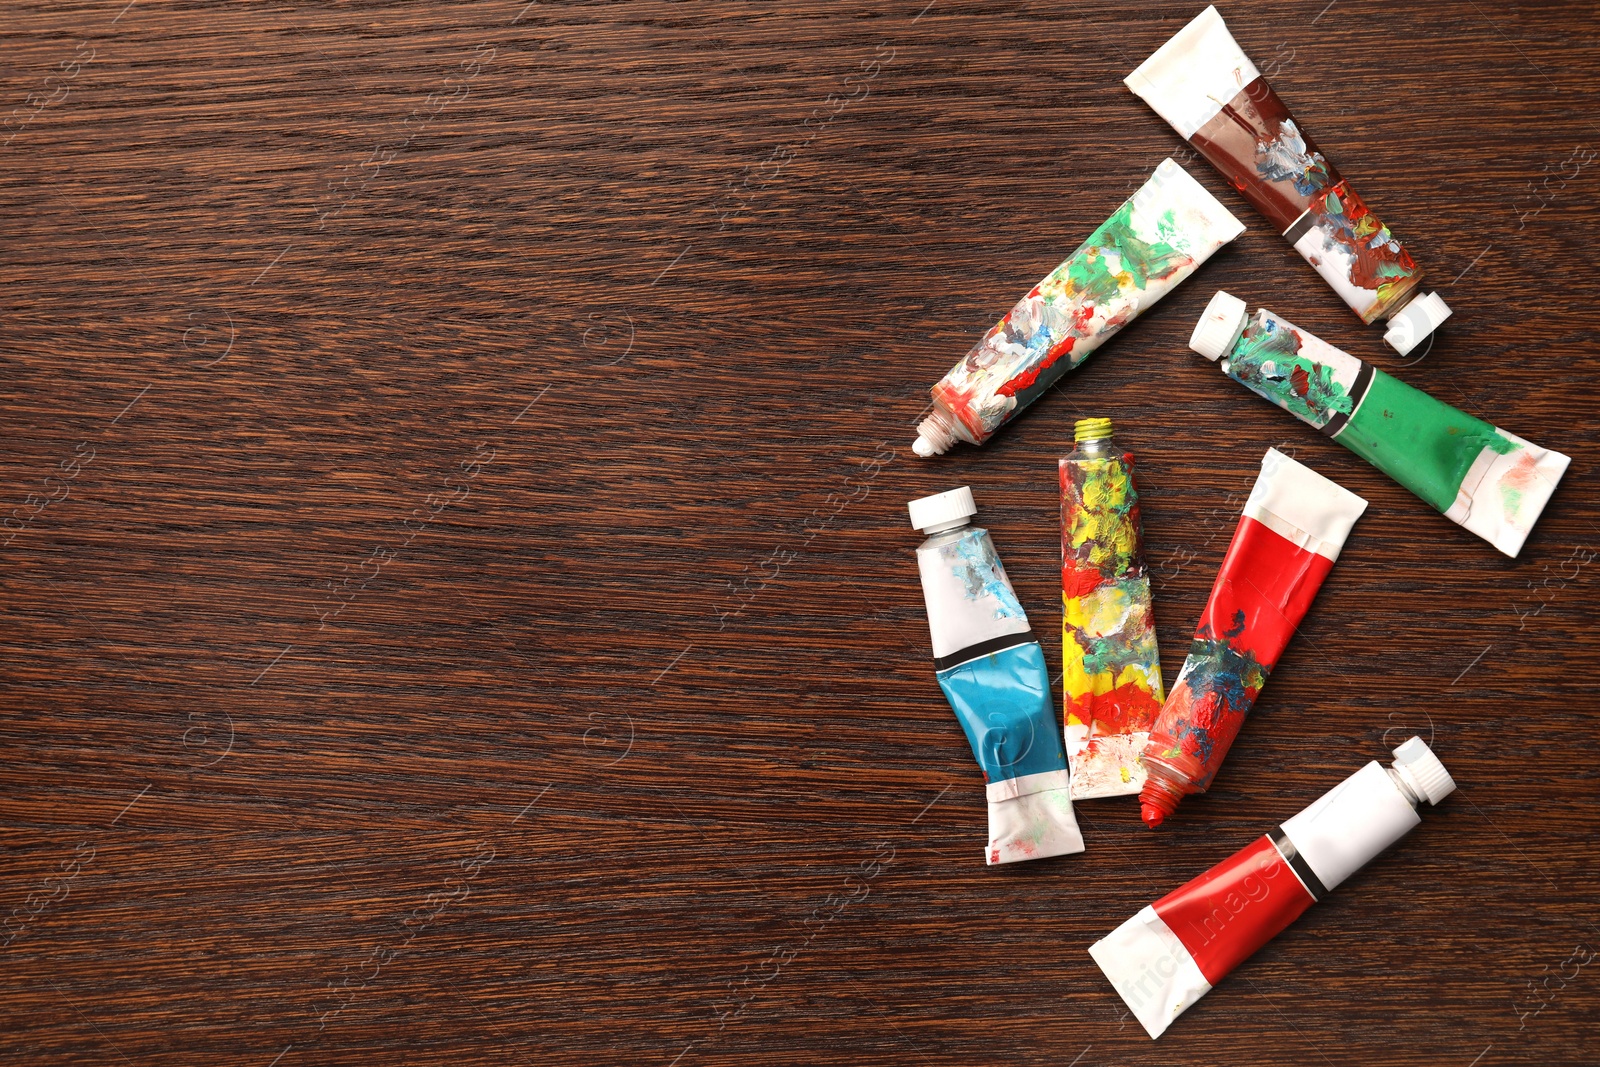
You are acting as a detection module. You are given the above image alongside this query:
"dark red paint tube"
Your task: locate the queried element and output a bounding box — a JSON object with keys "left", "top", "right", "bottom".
{"left": 1092, "top": 737, "right": 1456, "bottom": 1038}
{"left": 1126, "top": 6, "right": 1452, "bottom": 356}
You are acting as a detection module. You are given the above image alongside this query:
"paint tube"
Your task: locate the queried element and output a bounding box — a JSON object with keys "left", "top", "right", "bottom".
{"left": 1093, "top": 736, "right": 1455, "bottom": 1038}
{"left": 1191, "top": 291, "right": 1571, "bottom": 558}
{"left": 1060, "top": 418, "right": 1164, "bottom": 799}
{"left": 1126, "top": 6, "right": 1451, "bottom": 355}
{"left": 909, "top": 487, "right": 1084, "bottom": 864}
{"left": 912, "top": 159, "right": 1244, "bottom": 456}
{"left": 1139, "top": 449, "right": 1366, "bottom": 828}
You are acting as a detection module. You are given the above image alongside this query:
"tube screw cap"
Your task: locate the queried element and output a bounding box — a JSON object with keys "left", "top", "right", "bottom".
{"left": 1392, "top": 736, "right": 1456, "bottom": 805}
{"left": 1189, "top": 290, "right": 1249, "bottom": 361}
{"left": 1074, "top": 417, "right": 1114, "bottom": 443}
{"left": 1383, "top": 292, "right": 1452, "bottom": 356}
{"left": 908, "top": 486, "right": 977, "bottom": 534}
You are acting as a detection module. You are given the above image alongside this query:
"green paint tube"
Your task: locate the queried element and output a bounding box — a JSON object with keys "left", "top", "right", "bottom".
{"left": 1189, "top": 291, "right": 1570, "bottom": 557}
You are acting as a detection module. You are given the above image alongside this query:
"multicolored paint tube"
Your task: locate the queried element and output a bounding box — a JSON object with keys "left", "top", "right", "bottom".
{"left": 909, "top": 486, "right": 1084, "bottom": 865}
{"left": 1093, "top": 736, "right": 1456, "bottom": 1038}
{"left": 1139, "top": 449, "right": 1366, "bottom": 828}
{"left": 912, "top": 159, "right": 1244, "bottom": 456}
{"left": 1060, "top": 417, "right": 1164, "bottom": 799}
{"left": 1126, "top": 7, "right": 1451, "bottom": 355}
{"left": 1191, "top": 291, "right": 1571, "bottom": 558}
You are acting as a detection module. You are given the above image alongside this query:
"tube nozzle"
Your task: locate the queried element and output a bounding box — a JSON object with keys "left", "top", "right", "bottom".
{"left": 1137, "top": 764, "right": 1187, "bottom": 829}
{"left": 912, "top": 408, "right": 960, "bottom": 458}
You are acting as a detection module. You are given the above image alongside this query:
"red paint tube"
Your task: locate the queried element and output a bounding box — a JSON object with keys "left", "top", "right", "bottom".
{"left": 1139, "top": 449, "right": 1366, "bottom": 828}
{"left": 1091, "top": 737, "right": 1456, "bottom": 1038}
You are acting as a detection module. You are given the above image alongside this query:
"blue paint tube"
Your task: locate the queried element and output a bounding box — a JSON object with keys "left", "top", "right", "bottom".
{"left": 909, "top": 487, "right": 1085, "bottom": 865}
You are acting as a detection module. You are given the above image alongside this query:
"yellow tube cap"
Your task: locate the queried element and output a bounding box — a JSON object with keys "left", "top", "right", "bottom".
{"left": 1074, "top": 417, "right": 1114, "bottom": 443}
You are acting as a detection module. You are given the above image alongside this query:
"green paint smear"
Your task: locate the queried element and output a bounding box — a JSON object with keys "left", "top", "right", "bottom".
{"left": 1076, "top": 579, "right": 1160, "bottom": 677}
{"left": 1060, "top": 204, "right": 1189, "bottom": 308}
{"left": 1337, "top": 370, "right": 1517, "bottom": 513}
{"left": 1226, "top": 318, "right": 1353, "bottom": 428}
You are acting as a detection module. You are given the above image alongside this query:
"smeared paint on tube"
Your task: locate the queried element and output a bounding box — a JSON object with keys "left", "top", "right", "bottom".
{"left": 1139, "top": 449, "right": 1367, "bottom": 828}
{"left": 1092, "top": 737, "right": 1455, "bottom": 1038}
{"left": 912, "top": 159, "right": 1244, "bottom": 456}
{"left": 1126, "top": 6, "right": 1452, "bottom": 355}
{"left": 1190, "top": 291, "right": 1572, "bottom": 557}
{"left": 909, "top": 486, "right": 1084, "bottom": 864}
{"left": 1060, "top": 417, "right": 1163, "bottom": 799}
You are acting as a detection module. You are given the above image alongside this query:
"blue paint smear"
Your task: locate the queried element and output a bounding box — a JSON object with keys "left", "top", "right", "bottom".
{"left": 937, "top": 642, "right": 1066, "bottom": 783}
{"left": 1254, "top": 119, "right": 1331, "bottom": 198}
{"left": 951, "top": 530, "right": 1025, "bottom": 621}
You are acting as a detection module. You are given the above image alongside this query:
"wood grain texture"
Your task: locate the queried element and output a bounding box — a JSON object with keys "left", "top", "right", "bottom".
{"left": 2, "top": 1, "right": 1597, "bottom": 1063}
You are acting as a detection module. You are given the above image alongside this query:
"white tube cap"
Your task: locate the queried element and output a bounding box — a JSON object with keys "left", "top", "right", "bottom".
{"left": 1189, "top": 290, "right": 1249, "bottom": 361}
{"left": 908, "top": 486, "right": 977, "bottom": 534}
{"left": 1391, "top": 736, "right": 1456, "bottom": 805}
{"left": 1383, "top": 292, "right": 1452, "bottom": 356}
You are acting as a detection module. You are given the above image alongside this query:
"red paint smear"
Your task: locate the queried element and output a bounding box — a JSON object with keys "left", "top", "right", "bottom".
{"left": 1289, "top": 364, "right": 1310, "bottom": 398}
{"left": 1100, "top": 302, "right": 1138, "bottom": 334}
{"left": 1065, "top": 677, "right": 1163, "bottom": 739}
{"left": 997, "top": 336, "right": 1073, "bottom": 398}
{"left": 1152, "top": 834, "right": 1315, "bottom": 985}
{"left": 930, "top": 379, "right": 985, "bottom": 440}
{"left": 1320, "top": 181, "right": 1417, "bottom": 295}
{"left": 1062, "top": 559, "right": 1107, "bottom": 599}
{"left": 997, "top": 302, "right": 1093, "bottom": 398}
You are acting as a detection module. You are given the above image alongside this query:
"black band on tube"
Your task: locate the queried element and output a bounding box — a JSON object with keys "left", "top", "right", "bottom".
{"left": 1269, "top": 826, "right": 1330, "bottom": 902}
{"left": 1320, "top": 362, "right": 1375, "bottom": 439}
{"left": 933, "top": 631, "right": 1037, "bottom": 672}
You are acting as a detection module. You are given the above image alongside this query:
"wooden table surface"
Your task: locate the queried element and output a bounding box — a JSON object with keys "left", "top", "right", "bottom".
{"left": 3, "top": 1, "right": 1597, "bottom": 1063}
